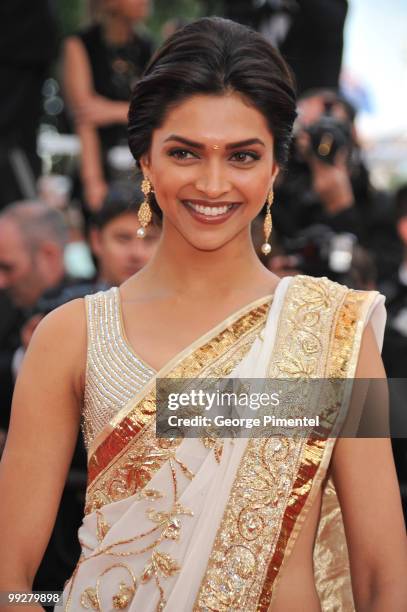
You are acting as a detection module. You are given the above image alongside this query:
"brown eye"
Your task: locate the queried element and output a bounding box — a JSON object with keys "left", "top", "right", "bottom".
{"left": 168, "top": 149, "right": 197, "bottom": 160}
{"left": 230, "top": 151, "right": 260, "bottom": 163}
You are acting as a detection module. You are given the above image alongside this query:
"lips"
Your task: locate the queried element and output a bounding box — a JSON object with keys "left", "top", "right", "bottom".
{"left": 182, "top": 199, "right": 240, "bottom": 224}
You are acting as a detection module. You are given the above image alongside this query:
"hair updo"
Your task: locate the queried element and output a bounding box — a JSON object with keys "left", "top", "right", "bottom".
{"left": 128, "top": 17, "right": 297, "bottom": 211}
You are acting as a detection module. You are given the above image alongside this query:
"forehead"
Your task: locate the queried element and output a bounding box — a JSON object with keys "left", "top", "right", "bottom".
{"left": 0, "top": 220, "right": 28, "bottom": 266}
{"left": 0, "top": 219, "right": 25, "bottom": 248}
{"left": 103, "top": 212, "right": 139, "bottom": 230}
{"left": 102, "top": 213, "right": 161, "bottom": 237}
{"left": 154, "top": 93, "right": 273, "bottom": 146}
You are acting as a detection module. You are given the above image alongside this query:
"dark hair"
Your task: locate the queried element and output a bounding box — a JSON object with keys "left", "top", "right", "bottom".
{"left": 90, "top": 180, "right": 161, "bottom": 229}
{"left": 128, "top": 17, "right": 297, "bottom": 211}
{"left": 395, "top": 185, "right": 407, "bottom": 222}
{"left": 0, "top": 200, "right": 67, "bottom": 250}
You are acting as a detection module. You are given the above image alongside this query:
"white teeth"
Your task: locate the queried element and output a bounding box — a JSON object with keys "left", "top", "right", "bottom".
{"left": 185, "top": 202, "right": 233, "bottom": 216}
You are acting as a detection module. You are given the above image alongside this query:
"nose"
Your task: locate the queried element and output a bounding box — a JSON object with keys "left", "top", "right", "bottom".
{"left": 195, "top": 159, "right": 231, "bottom": 199}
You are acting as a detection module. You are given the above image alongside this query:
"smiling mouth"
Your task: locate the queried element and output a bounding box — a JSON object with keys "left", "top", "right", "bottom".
{"left": 182, "top": 199, "right": 240, "bottom": 220}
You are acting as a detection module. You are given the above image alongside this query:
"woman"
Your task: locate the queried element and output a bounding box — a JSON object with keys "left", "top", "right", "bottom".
{"left": 63, "top": 0, "right": 153, "bottom": 212}
{"left": 1, "top": 17, "right": 406, "bottom": 612}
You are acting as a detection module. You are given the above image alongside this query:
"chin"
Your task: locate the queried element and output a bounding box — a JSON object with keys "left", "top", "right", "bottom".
{"left": 184, "top": 235, "right": 236, "bottom": 253}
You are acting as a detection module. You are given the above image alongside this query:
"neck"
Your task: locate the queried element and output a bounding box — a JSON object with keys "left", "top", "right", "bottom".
{"left": 103, "top": 14, "right": 134, "bottom": 45}
{"left": 139, "top": 224, "right": 273, "bottom": 301}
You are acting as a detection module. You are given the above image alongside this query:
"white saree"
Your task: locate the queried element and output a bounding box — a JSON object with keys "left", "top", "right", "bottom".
{"left": 62, "top": 275, "right": 386, "bottom": 612}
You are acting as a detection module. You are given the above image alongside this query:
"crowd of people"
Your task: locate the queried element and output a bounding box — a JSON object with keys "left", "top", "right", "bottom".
{"left": 0, "top": 0, "right": 406, "bottom": 600}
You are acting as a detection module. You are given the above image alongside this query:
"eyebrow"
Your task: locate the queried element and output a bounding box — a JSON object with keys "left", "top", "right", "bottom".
{"left": 163, "top": 135, "right": 266, "bottom": 149}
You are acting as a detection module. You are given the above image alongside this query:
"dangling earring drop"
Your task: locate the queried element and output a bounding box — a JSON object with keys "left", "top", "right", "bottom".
{"left": 261, "top": 191, "right": 273, "bottom": 255}
{"left": 137, "top": 177, "right": 153, "bottom": 238}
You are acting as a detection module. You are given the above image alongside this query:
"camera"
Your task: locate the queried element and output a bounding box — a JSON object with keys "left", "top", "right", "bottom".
{"left": 305, "top": 114, "right": 352, "bottom": 165}
{"left": 294, "top": 97, "right": 354, "bottom": 166}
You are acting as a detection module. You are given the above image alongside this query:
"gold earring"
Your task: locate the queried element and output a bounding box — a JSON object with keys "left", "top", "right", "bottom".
{"left": 137, "top": 177, "right": 153, "bottom": 238}
{"left": 261, "top": 191, "right": 273, "bottom": 255}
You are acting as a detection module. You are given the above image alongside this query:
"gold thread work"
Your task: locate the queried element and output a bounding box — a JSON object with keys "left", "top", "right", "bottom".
{"left": 137, "top": 178, "right": 153, "bottom": 238}
{"left": 261, "top": 191, "right": 273, "bottom": 256}
{"left": 194, "top": 276, "right": 365, "bottom": 611}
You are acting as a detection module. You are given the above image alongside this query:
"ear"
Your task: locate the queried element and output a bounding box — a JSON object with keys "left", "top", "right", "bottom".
{"left": 89, "top": 228, "right": 103, "bottom": 257}
{"left": 270, "top": 161, "right": 280, "bottom": 188}
{"left": 139, "top": 153, "right": 151, "bottom": 180}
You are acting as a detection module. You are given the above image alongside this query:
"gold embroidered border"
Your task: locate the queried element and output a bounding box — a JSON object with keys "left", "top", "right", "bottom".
{"left": 85, "top": 301, "right": 270, "bottom": 514}
{"left": 311, "top": 288, "right": 378, "bottom": 612}
{"left": 194, "top": 276, "right": 377, "bottom": 611}
{"left": 258, "top": 286, "right": 378, "bottom": 610}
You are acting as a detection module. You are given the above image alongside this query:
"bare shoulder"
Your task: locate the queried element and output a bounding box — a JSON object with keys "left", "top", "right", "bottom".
{"left": 22, "top": 297, "right": 87, "bottom": 403}
{"left": 33, "top": 295, "right": 86, "bottom": 336}
{"left": 0, "top": 298, "right": 88, "bottom": 584}
{"left": 6, "top": 296, "right": 88, "bottom": 470}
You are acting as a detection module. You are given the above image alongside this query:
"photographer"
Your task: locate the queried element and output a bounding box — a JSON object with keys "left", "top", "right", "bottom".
{"left": 275, "top": 90, "right": 362, "bottom": 236}
{"left": 273, "top": 89, "right": 398, "bottom": 282}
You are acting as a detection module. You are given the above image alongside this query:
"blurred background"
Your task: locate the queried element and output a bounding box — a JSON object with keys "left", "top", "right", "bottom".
{"left": 0, "top": 0, "right": 406, "bottom": 601}
{"left": 39, "top": 0, "right": 407, "bottom": 189}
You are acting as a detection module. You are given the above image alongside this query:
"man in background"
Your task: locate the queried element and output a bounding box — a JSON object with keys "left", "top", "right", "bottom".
{"left": 0, "top": 201, "right": 68, "bottom": 431}
{"left": 89, "top": 182, "right": 162, "bottom": 287}
{"left": 37, "top": 181, "right": 163, "bottom": 308}
{"left": 0, "top": 202, "right": 67, "bottom": 310}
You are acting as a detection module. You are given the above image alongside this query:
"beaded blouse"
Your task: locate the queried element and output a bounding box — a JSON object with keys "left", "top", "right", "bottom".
{"left": 82, "top": 287, "right": 155, "bottom": 449}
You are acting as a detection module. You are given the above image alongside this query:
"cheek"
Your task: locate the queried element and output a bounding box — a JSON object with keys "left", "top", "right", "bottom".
{"left": 152, "top": 169, "right": 188, "bottom": 210}
{"left": 230, "top": 166, "right": 272, "bottom": 205}
{"left": 111, "top": 240, "right": 128, "bottom": 258}
{"left": 237, "top": 166, "right": 270, "bottom": 189}
{"left": 17, "top": 257, "right": 33, "bottom": 281}
{"left": 100, "top": 237, "right": 119, "bottom": 258}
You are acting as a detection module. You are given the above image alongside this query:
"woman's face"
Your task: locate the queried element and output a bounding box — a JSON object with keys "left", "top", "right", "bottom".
{"left": 140, "top": 93, "right": 279, "bottom": 252}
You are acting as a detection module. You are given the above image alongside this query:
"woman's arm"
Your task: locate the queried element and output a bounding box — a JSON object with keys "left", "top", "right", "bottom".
{"left": 332, "top": 323, "right": 407, "bottom": 611}
{"left": 75, "top": 122, "right": 108, "bottom": 211}
{"left": 0, "top": 299, "right": 87, "bottom": 611}
{"left": 63, "top": 37, "right": 112, "bottom": 211}
{"left": 63, "top": 36, "right": 128, "bottom": 127}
